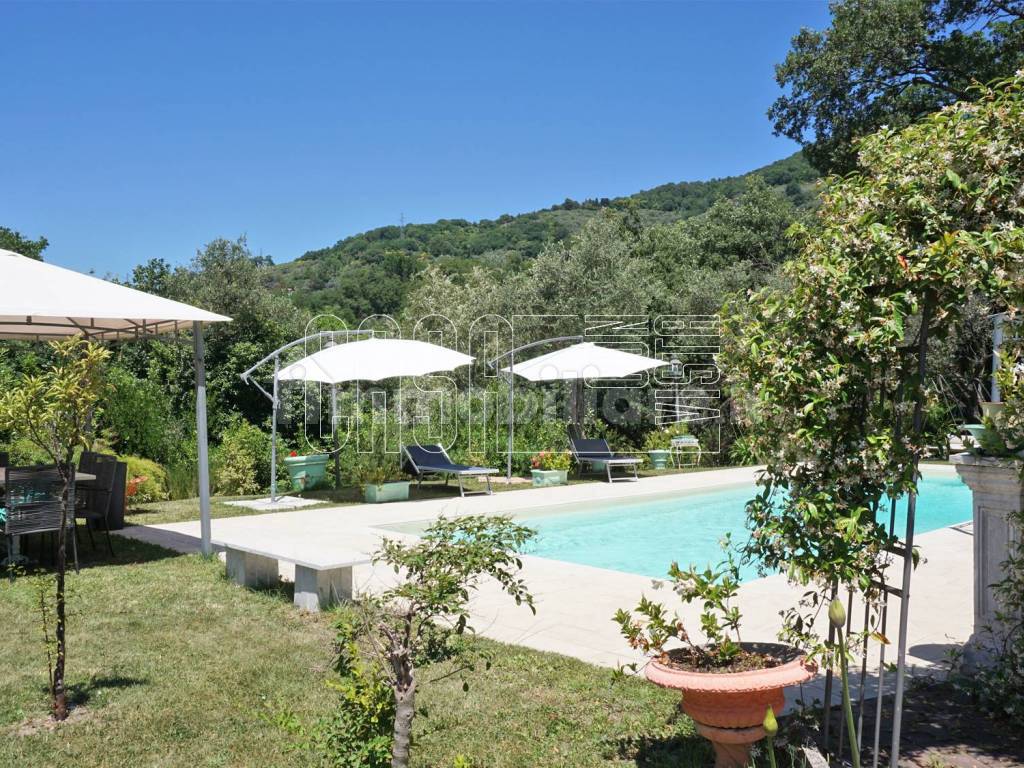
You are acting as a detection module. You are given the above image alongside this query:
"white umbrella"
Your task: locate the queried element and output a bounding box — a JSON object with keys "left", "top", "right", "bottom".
{"left": 266, "top": 336, "right": 474, "bottom": 501}
{"left": 501, "top": 341, "right": 668, "bottom": 381}
{"left": 277, "top": 337, "right": 474, "bottom": 384}
{"left": 495, "top": 340, "right": 668, "bottom": 480}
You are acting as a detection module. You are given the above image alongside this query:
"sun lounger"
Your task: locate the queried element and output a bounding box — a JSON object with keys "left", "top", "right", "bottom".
{"left": 567, "top": 435, "right": 641, "bottom": 483}
{"left": 401, "top": 444, "right": 498, "bottom": 497}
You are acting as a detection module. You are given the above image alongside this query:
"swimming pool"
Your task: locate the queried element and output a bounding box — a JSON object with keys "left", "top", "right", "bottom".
{"left": 383, "top": 472, "right": 972, "bottom": 581}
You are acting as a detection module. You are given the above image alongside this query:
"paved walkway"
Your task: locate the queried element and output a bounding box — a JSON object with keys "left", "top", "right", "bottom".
{"left": 118, "top": 464, "right": 973, "bottom": 707}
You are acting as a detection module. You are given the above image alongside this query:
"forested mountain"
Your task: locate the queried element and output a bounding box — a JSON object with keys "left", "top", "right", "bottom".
{"left": 268, "top": 151, "right": 818, "bottom": 320}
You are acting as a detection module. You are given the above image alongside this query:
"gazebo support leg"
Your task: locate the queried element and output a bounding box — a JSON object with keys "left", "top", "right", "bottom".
{"left": 194, "top": 321, "right": 212, "bottom": 557}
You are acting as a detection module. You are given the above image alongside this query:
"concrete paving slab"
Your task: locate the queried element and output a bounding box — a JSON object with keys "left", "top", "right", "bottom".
{"left": 224, "top": 495, "right": 324, "bottom": 511}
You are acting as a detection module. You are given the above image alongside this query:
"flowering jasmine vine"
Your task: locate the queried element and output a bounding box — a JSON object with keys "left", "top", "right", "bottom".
{"left": 721, "top": 72, "right": 1024, "bottom": 665}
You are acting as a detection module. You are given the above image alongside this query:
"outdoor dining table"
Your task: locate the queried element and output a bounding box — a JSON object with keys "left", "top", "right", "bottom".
{"left": 0, "top": 467, "right": 97, "bottom": 486}
{"left": 1, "top": 468, "right": 98, "bottom": 561}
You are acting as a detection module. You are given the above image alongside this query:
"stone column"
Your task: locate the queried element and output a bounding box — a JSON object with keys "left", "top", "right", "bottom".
{"left": 950, "top": 453, "right": 1023, "bottom": 668}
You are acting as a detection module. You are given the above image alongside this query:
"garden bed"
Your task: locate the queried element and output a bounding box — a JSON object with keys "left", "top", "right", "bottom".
{"left": 813, "top": 678, "right": 1024, "bottom": 768}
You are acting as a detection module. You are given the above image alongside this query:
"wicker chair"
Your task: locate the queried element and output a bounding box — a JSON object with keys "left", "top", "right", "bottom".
{"left": 75, "top": 456, "right": 117, "bottom": 556}
{"left": 78, "top": 451, "right": 100, "bottom": 476}
{"left": 2, "top": 465, "right": 78, "bottom": 573}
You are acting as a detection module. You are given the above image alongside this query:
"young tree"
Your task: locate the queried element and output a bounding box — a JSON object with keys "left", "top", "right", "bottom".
{"left": 346, "top": 516, "right": 535, "bottom": 768}
{"left": 770, "top": 0, "right": 1024, "bottom": 173}
{"left": 0, "top": 338, "right": 110, "bottom": 720}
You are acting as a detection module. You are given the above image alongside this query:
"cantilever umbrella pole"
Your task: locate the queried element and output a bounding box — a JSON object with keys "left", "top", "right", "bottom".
{"left": 489, "top": 335, "right": 585, "bottom": 483}
{"left": 506, "top": 357, "right": 514, "bottom": 481}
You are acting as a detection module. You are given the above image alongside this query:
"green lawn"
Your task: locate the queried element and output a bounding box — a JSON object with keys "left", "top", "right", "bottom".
{"left": 1, "top": 536, "right": 710, "bottom": 768}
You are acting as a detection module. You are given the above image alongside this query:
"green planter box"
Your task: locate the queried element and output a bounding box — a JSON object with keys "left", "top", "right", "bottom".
{"left": 531, "top": 469, "right": 568, "bottom": 487}
{"left": 363, "top": 481, "right": 411, "bottom": 503}
{"left": 283, "top": 453, "right": 330, "bottom": 491}
{"left": 647, "top": 449, "right": 671, "bottom": 469}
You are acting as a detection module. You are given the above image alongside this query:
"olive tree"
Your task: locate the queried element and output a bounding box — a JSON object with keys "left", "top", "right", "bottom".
{"left": 0, "top": 338, "right": 110, "bottom": 720}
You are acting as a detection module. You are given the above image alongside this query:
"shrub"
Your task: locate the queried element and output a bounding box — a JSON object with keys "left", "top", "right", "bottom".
{"left": 272, "top": 615, "right": 395, "bottom": 768}
{"left": 100, "top": 366, "right": 179, "bottom": 464}
{"left": 165, "top": 461, "right": 198, "bottom": 501}
{"left": 3, "top": 436, "right": 52, "bottom": 465}
{"left": 615, "top": 536, "right": 745, "bottom": 670}
{"left": 213, "top": 418, "right": 271, "bottom": 496}
{"left": 352, "top": 453, "right": 404, "bottom": 488}
{"left": 529, "top": 450, "right": 571, "bottom": 472}
{"left": 162, "top": 436, "right": 200, "bottom": 500}
{"left": 118, "top": 455, "right": 169, "bottom": 506}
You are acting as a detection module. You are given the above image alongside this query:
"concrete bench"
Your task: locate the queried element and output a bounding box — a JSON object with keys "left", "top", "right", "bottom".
{"left": 215, "top": 537, "right": 372, "bottom": 612}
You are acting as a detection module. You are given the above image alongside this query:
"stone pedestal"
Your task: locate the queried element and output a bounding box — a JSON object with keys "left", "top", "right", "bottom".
{"left": 950, "top": 453, "right": 1023, "bottom": 668}
{"left": 293, "top": 564, "right": 354, "bottom": 612}
{"left": 225, "top": 548, "right": 279, "bottom": 589}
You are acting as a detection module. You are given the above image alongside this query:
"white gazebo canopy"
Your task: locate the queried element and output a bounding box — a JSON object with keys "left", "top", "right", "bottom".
{"left": 277, "top": 337, "right": 474, "bottom": 384}
{"left": 0, "top": 248, "right": 231, "bottom": 554}
{"left": 501, "top": 341, "right": 668, "bottom": 381}
{"left": 0, "top": 249, "right": 229, "bottom": 340}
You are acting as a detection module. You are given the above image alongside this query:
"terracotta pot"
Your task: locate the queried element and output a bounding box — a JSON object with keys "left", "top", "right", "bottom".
{"left": 645, "top": 643, "right": 814, "bottom": 768}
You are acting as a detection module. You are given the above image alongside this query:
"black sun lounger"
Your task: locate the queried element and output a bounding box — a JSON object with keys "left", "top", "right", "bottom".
{"left": 401, "top": 444, "right": 499, "bottom": 497}
{"left": 568, "top": 436, "right": 642, "bottom": 483}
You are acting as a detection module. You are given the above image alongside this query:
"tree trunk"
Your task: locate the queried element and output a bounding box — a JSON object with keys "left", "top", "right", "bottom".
{"left": 52, "top": 480, "right": 69, "bottom": 721}
{"left": 391, "top": 675, "right": 416, "bottom": 768}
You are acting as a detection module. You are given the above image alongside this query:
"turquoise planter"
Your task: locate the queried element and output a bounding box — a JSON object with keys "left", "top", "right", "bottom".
{"left": 363, "top": 481, "right": 411, "bottom": 503}
{"left": 283, "top": 453, "right": 330, "bottom": 491}
{"left": 531, "top": 469, "right": 568, "bottom": 487}
{"left": 963, "top": 423, "right": 992, "bottom": 442}
{"left": 647, "top": 449, "right": 671, "bottom": 469}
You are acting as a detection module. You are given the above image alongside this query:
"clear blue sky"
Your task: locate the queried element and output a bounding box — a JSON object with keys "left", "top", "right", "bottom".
{"left": 1, "top": 1, "right": 830, "bottom": 276}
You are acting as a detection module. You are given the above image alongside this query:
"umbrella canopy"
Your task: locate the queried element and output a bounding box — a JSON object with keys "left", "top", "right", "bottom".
{"left": 0, "top": 249, "right": 230, "bottom": 340}
{"left": 277, "top": 337, "right": 474, "bottom": 384}
{"left": 501, "top": 341, "right": 667, "bottom": 381}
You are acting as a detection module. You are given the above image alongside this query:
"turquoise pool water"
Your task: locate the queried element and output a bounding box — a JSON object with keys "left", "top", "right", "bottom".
{"left": 516, "top": 473, "right": 972, "bottom": 581}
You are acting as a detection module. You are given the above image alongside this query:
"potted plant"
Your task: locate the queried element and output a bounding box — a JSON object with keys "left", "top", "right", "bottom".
{"left": 643, "top": 423, "right": 694, "bottom": 469}
{"left": 614, "top": 540, "right": 813, "bottom": 768}
{"left": 642, "top": 430, "right": 673, "bottom": 469}
{"left": 283, "top": 449, "right": 330, "bottom": 491}
{"left": 354, "top": 451, "right": 410, "bottom": 503}
{"left": 530, "top": 450, "right": 571, "bottom": 487}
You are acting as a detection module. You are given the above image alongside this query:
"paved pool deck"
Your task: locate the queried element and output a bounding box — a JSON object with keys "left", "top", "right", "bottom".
{"left": 119, "top": 463, "right": 973, "bottom": 707}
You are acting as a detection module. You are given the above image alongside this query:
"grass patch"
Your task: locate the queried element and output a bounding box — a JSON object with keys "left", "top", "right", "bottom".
{"left": 412, "top": 643, "right": 709, "bottom": 767}
{"left": 0, "top": 538, "right": 336, "bottom": 767}
{"left": 0, "top": 536, "right": 709, "bottom": 767}
{"left": 124, "top": 495, "right": 305, "bottom": 525}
